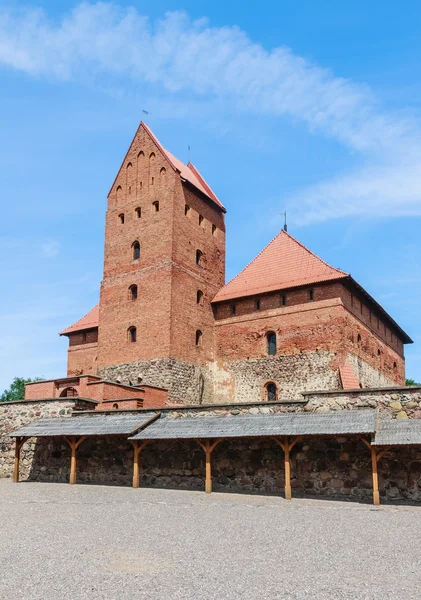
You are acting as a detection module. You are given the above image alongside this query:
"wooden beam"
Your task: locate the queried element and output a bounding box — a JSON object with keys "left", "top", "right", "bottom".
{"left": 273, "top": 436, "right": 302, "bottom": 500}
{"left": 196, "top": 439, "right": 223, "bottom": 494}
{"left": 65, "top": 436, "right": 86, "bottom": 485}
{"left": 130, "top": 440, "right": 150, "bottom": 489}
{"left": 359, "top": 436, "right": 391, "bottom": 506}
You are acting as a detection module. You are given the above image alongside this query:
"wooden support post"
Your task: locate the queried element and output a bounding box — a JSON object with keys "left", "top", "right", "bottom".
{"left": 130, "top": 440, "right": 150, "bottom": 489}
{"left": 196, "top": 439, "right": 223, "bottom": 494}
{"left": 359, "top": 436, "right": 390, "bottom": 506}
{"left": 284, "top": 437, "right": 292, "bottom": 500}
{"left": 273, "top": 436, "right": 301, "bottom": 501}
{"left": 65, "top": 436, "right": 86, "bottom": 485}
{"left": 13, "top": 437, "right": 26, "bottom": 483}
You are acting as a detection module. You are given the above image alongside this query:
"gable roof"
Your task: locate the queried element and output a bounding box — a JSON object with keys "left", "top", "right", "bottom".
{"left": 60, "top": 304, "right": 99, "bottom": 336}
{"left": 213, "top": 230, "right": 348, "bottom": 303}
{"left": 339, "top": 359, "right": 361, "bottom": 390}
{"left": 108, "top": 121, "right": 225, "bottom": 212}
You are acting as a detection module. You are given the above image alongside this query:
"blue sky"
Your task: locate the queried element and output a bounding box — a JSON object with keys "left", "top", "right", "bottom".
{"left": 1, "top": 0, "right": 421, "bottom": 391}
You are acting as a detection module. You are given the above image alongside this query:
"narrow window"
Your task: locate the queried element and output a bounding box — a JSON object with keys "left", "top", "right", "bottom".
{"left": 393, "top": 361, "right": 397, "bottom": 371}
{"left": 135, "top": 207, "right": 141, "bottom": 218}
{"left": 197, "top": 290, "right": 204, "bottom": 305}
{"left": 160, "top": 167, "right": 166, "bottom": 176}
{"left": 267, "top": 332, "right": 276, "bottom": 356}
{"left": 230, "top": 304, "right": 236, "bottom": 316}
{"left": 128, "top": 326, "right": 137, "bottom": 343}
{"left": 280, "top": 295, "right": 286, "bottom": 306}
{"left": 357, "top": 333, "right": 361, "bottom": 343}
{"left": 255, "top": 298, "right": 261, "bottom": 311}
{"left": 152, "top": 201, "right": 159, "bottom": 212}
{"left": 196, "top": 249, "right": 203, "bottom": 266}
{"left": 199, "top": 214, "right": 204, "bottom": 226}
{"left": 132, "top": 241, "right": 140, "bottom": 261}
{"left": 118, "top": 213, "right": 124, "bottom": 224}
{"left": 196, "top": 330, "right": 203, "bottom": 347}
{"left": 377, "top": 348, "right": 381, "bottom": 356}
{"left": 309, "top": 289, "right": 314, "bottom": 301}
{"left": 212, "top": 224, "right": 216, "bottom": 235}
{"left": 185, "top": 204, "right": 190, "bottom": 216}
{"left": 151, "top": 176, "right": 154, "bottom": 185}
{"left": 129, "top": 284, "right": 138, "bottom": 301}
{"left": 113, "top": 403, "right": 119, "bottom": 410}
{"left": 265, "top": 382, "right": 277, "bottom": 402}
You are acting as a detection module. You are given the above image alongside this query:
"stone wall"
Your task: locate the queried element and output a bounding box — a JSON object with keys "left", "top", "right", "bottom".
{"left": 0, "top": 398, "right": 95, "bottom": 479}
{"left": 211, "top": 351, "right": 340, "bottom": 403}
{"left": 99, "top": 358, "right": 211, "bottom": 404}
{"left": 18, "top": 427, "right": 421, "bottom": 503}
{"left": 303, "top": 386, "right": 421, "bottom": 418}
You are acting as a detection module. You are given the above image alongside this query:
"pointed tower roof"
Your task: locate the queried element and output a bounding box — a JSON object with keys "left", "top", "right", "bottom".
{"left": 60, "top": 304, "right": 99, "bottom": 336}
{"left": 213, "top": 230, "right": 348, "bottom": 302}
{"left": 109, "top": 121, "right": 225, "bottom": 212}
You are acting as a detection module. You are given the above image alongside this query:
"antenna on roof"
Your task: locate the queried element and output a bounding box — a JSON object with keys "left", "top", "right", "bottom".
{"left": 280, "top": 211, "right": 288, "bottom": 232}
{"left": 188, "top": 144, "right": 191, "bottom": 163}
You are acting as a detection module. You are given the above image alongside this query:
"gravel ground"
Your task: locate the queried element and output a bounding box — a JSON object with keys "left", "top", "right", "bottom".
{"left": 0, "top": 479, "right": 420, "bottom": 600}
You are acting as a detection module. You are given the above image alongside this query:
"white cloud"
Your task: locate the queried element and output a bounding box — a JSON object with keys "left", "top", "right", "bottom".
{"left": 0, "top": 3, "right": 421, "bottom": 223}
{"left": 40, "top": 240, "right": 60, "bottom": 258}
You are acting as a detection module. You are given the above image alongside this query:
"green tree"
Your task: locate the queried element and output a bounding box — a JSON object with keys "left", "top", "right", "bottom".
{"left": 406, "top": 378, "right": 421, "bottom": 386}
{"left": 0, "top": 377, "right": 45, "bottom": 402}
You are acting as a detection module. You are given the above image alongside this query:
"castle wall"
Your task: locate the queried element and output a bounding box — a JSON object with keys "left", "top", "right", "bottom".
{"left": 4, "top": 388, "right": 421, "bottom": 503}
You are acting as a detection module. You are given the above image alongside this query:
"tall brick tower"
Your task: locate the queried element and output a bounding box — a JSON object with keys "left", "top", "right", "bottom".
{"left": 96, "top": 122, "right": 226, "bottom": 403}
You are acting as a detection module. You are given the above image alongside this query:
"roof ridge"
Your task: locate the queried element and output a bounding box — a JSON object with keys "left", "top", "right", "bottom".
{"left": 141, "top": 121, "right": 180, "bottom": 173}
{"left": 187, "top": 162, "right": 219, "bottom": 204}
{"left": 215, "top": 230, "right": 287, "bottom": 299}
{"left": 281, "top": 230, "right": 348, "bottom": 277}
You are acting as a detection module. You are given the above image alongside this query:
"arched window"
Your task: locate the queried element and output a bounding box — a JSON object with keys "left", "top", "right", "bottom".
{"left": 135, "top": 207, "right": 141, "bottom": 218}
{"left": 199, "top": 214, "right": 204, "bottom": 226}
{"left": 113, "top": 403, "right": 119, "bottom": 410}
{"left": 118, "top": 213, "right": 124, "bottom": 224}
{"left": 197, "top": 290, "right": 204, "bottom": 305}
{"left": 60, "top": 387, "right": 78, "bottom": 398}
{"left": 196, "top": 330, "right": 203, "bottom": 347}
{"left": 185, "top": 204, "right": 190, "bottom": 216}
{"left": 196, "top": 249, "right": 203, "bottom": 266}
{"left": 160, "top": 167, "right": 166, "bottom": 176}
{"left": 152, "top": 201, "right": 159, "bottom": 212}
{"left": 265, "top": 382, "right": 277, "bottom": 402}
{"left": 116, "top": 185, "right": 123, "bottom": 205}
{"left": 128, "top": 326, "right": 137, "bottom": 343}
{"left": 129, "top": 284, "right": 138, "bottom": 301}
{"left": 132, "top": 241, "right": 140, "bottom": 261}
{"left": 267, "top": 332, "right": 276, "bottom": 356}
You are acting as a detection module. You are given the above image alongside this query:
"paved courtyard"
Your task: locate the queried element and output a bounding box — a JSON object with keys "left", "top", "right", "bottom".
{"left": 0, "top": 480, "right": 421, "bottom": 599}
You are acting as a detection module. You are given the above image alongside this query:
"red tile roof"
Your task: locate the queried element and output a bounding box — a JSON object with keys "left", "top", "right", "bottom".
{"left": 213, "top": 230, "right": 348, "bottom": 302}
{"left": 339, "top": 359, "right": 361, "bottom": 390}
{"left": 142, "top": 123, "right": 226, "bottom": 212}
{"left": 60, "top": 304, "right": 99, "bottom": 336}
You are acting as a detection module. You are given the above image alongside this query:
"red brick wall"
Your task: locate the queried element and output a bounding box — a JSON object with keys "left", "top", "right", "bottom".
{"left": 97, "top": 123, "right": 226, "bottom": 371}
{"left": 25, "top": 380, "right": 57, "bottom": 400}
{"left": 96, "top": 399, "right": 143, "bottom": 410}
{"left": 214, "top": 297, "right": 404, "bottom": 386}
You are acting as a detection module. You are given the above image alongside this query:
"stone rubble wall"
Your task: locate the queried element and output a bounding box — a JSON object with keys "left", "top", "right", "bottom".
{"left": 3, "top": 389, "right": 421, "bottom": 502}
{"left": 0, "top": 399, "right": 95, "bottom": 479}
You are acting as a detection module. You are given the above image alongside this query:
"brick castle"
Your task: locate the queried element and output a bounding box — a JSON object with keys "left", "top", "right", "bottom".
{"left": 26, "top": 122, "right": 412, "bottom": 407}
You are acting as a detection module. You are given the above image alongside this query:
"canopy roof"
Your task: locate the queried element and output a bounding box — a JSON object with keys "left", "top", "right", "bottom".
{"left": 373, "top": 419, "right": 421, "bottom": 446}
{"left": 10, "top": 413, "right": 158, "bottom": 438}
{"left": 129, "top": 410, "right": 376, "bottom": 441}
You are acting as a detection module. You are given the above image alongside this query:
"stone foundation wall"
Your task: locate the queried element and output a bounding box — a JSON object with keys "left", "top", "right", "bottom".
{"left": 17, "top": 432, "right": 421, "bottom": 503}
{"left": 99, "top": 358, "right": 211, "bottom": 404}
{"left": 211, "top": 351, "right": 340, "bottom": 403}
{"left": 347, "top": 354, "right": 396, "bottom": 389}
